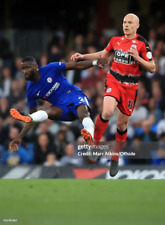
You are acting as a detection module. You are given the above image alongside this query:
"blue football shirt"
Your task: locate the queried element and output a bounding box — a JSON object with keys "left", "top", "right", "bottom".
{"left": 26, "top": 62, "right": 81, "bottom": 109}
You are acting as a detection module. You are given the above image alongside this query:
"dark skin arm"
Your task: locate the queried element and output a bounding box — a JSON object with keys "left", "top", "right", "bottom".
{"left": 65, "top": 58, "right": 108, "bottom": 70}
{"left": 9, "top": 106, "right": 37, "bottom": 152}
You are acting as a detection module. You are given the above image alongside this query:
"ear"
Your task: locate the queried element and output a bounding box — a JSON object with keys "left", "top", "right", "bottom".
{"left": 137, "top": 23, "right": 140, "bottom": 29}
{"left": 34, "top": 64, "right": 38, "bottom": 70}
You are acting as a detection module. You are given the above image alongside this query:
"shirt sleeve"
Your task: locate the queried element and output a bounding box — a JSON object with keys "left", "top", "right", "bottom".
{"left": 140, "top": 41, "right": 154, "bottom": 62}
{"left": 49, "top": 62, "right": 66, "bottom": 74}
{"left": 105, "top": 37, "right": 115, "bottom": 52}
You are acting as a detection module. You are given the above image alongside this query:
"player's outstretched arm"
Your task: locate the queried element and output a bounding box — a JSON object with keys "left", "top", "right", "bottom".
{"left": 9, "top": 107, "right": 37, "bottom": 152}
{"left": 65, "top": 57, "right": 108, "bottom": 70}
{"left": 71, "top": 49, "right": 110, "bottom": 61}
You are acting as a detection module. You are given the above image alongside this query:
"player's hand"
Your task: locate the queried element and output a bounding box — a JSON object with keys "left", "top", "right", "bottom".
{"left": 97, "top": 57, "right": 109, "bottom": 68}
{"left": 71, "top": 53, "right": 84, "bottom": 61}
{"left": 128, "top": 47, "right": 140, "bottom": 62}
{"left": 9, "top": 138, "right": 22, "bottom": 152}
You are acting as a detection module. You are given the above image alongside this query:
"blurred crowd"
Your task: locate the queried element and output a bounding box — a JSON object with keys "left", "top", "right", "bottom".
{"left": 0, "top": 22, "right": 165, "bottom": 167}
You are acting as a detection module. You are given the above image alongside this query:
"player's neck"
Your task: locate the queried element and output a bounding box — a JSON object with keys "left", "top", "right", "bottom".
{"left": 33, "top": 71, "right": 40, "bottom": 82}
{"left": 125, "top": 32, "right": 137, "bottom": 39}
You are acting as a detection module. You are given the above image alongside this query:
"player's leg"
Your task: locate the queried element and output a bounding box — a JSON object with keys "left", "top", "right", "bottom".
{"left": 109, "top": 86, "right": 137, "bottom": 177}
{"left": 76, "top": 104, "right": 94, "bottom": 144}
{"left": 94, "top": 96, "right": 118, "bottom": 142}
{"left": 10, "top": 106, "right": 64, "bottom": 123}
{"left": 110, "top": 110, "right": 130, "bottom": 177}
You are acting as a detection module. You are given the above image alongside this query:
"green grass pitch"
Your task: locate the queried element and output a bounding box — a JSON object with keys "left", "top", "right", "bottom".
{"left": 0, "top": 180, "right": 164, "bottom": 225}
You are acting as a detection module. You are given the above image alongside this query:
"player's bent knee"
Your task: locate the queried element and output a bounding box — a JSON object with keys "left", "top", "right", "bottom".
{"left": 102, "top": 111, "right": 113, "bottom": 120}
{"left": 77, "top": 105, "right": 90, "bottom": 122}
{"left": 117, "top": 121, "right": 129, "bottom": 132}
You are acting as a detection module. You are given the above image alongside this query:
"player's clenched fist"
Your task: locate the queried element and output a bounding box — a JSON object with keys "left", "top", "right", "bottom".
{"left": 71, "top": 53, "right": 83, "bottom": 61}
{"left": 128, "top": 46, "right": 140, "bottom": 62}
{"left": 97, "top": 57, "right": 109, "bottom": 68}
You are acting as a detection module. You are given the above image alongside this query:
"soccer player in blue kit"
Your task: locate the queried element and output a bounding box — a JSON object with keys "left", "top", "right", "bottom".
{"left": 9, "top": 56, "right": 107, "bottom": 151}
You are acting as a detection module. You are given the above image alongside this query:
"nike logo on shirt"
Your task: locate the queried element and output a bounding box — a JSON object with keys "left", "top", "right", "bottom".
{"left": 36, "top": 91, "right": 40, "bottom": 96}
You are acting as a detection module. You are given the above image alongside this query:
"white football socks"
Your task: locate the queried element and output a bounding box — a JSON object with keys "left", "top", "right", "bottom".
{"left": 29, "top": 110, "right": 48, "bottom": 122}
{"left": 29, "top": 112, "right": 94, "bottom": 141}
{"left": 82, "top": 117, "right": 94, "bottom": 139}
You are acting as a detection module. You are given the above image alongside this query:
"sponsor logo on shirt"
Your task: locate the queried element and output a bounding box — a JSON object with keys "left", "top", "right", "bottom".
{"left": 114, "top": 50, "right": 136, "bottom": 64}
{"left": 45, "top": 82, "right": 60, "bottom": 97}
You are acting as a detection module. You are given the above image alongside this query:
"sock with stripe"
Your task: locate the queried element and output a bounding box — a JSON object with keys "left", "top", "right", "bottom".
{"left": 94, "top": 114, "right": 109, "bottom": 142}
{"left": 111, "top": 128, "right": 127, "bottom": 161}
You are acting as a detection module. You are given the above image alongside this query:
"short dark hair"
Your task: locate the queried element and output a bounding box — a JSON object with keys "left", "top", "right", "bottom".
{"left": 22, "top": 56, "right": 37, "bottom": 64}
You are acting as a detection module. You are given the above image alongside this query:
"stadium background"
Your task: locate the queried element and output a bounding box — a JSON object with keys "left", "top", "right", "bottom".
{"left": 0, "top": 1, "right": 165, "bottom": 225}
{"left": 0, "top": 0, "right": 165, "bottom": 177}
